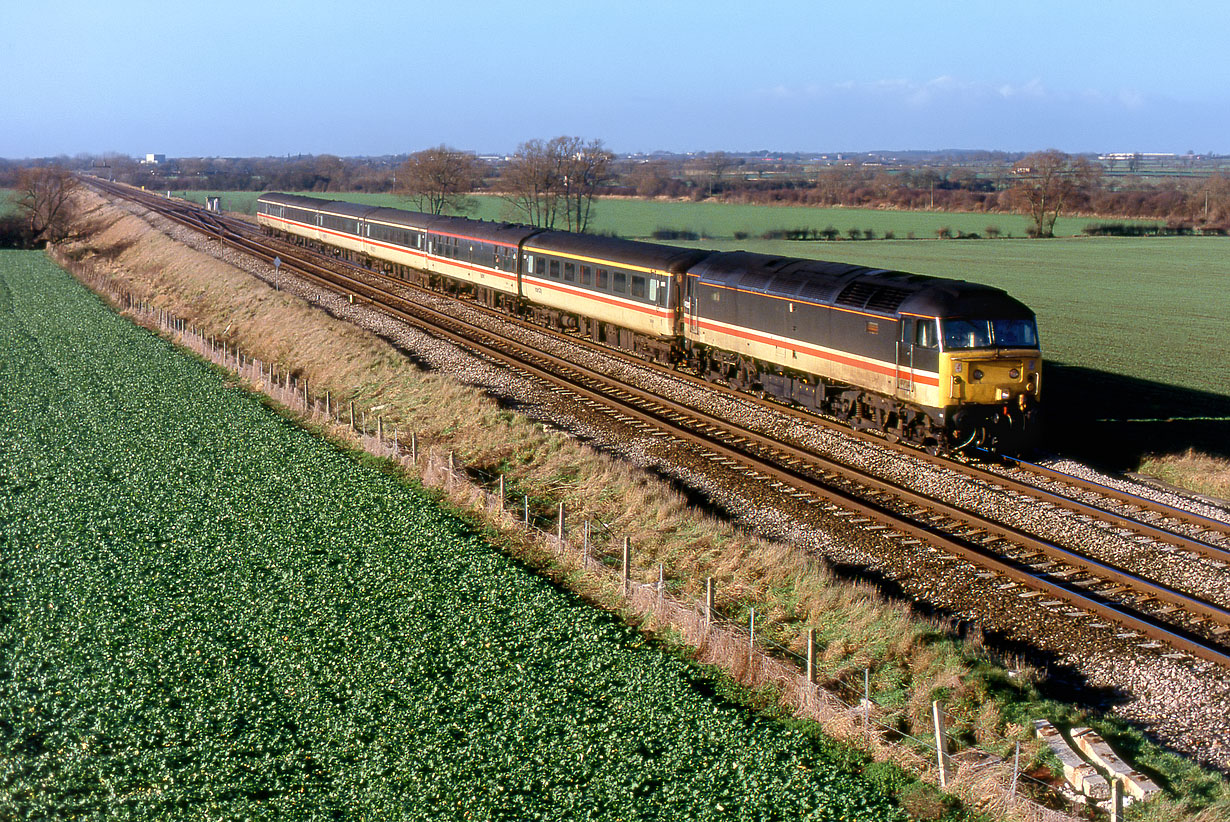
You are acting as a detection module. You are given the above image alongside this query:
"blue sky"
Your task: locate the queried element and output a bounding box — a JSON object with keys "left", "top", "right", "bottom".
{"left": 4, "top": 0, "right": 1228, "bottom": 158}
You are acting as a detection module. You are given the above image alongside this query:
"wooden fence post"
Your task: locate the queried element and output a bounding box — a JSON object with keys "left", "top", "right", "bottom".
{"left": 622, "top": 537, "right": 631, "bottom": 594}
{"left": 349, "top": 402, "right": 355, "bottom": 431}
{"left": 932, "top": 700, "right": 951, "bottom": 789}
{"left": 524, "top": 495, "right": 530, "bottom": 527}
{"left": 1009, "top": 741, "right": 1020, "bottom": 799}
{"left": 557, "top": 501, "right": 565, "bottom": 544}
{"left": 706, "top": 577, "right": 714, "bottom": 627}
{"left": 498, "top": 474, "right": 505, "bottom": 503}
{"left": 863, "top": 668, "right": 871, "bottom": 738}
{"left": 411, "top": 432, "right": 417, "bottom": 463}
{"left": 806, "top": 628, "right": 816, "bottom": 684}
{"left": 748, "top": 609, "right": 755, "bottom": 666}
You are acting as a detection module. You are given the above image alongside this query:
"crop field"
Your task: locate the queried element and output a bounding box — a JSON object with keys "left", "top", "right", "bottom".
{"left": 0, "top": 188, "right": 19, "bottom": 217}
{"left": 0, "top": 251, "right": 910, "bottom": 820}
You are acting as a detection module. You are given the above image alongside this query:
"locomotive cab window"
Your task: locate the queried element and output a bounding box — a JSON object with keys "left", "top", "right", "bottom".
{"left": 941, "top": 319, "right": 992, "bottom": 350}
{"left": 915, "top": 318, "right": 938, "bottom": 348}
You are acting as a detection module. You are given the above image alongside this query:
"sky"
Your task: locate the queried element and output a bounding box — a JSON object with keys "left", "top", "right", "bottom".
{"left": 3, "top": 0, "right": 1229, "bottom": 159}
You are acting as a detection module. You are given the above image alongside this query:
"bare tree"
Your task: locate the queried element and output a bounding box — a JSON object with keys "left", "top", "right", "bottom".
{"left": 559, "top": 138, "right": 613, "bottom": 233}
{"left": 15, "top": 166, "right": 80, "bottom": 244}
{"left": 694, "top": 151, "right": 734, "bottom": 197}
{"left": 626, "top": 159, "right": 673, "bottom": 197}
{"left": 1010, "top": 150, "right": 1100, "bottom": 237}
{"left": 1196, "top": 172, "right": 1230, "bottom": 224}
{"left": 501, "top": 136, "right": 612, "bottom": 232}
{"left": 395, "top": 145, "right": 481, "bottom": 215}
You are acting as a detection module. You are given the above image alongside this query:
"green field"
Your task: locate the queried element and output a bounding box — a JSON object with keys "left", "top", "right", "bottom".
{"left": 676, "top": 235, "right": 1230, "bottom": 401}
{"left": 180, "top": 189, "right": 1228, "bottom": 405}
{"left": 0, "top": 188, "right": 20, "bottom": 217}
{"left": 1, "top": 251, "right": 911, "bottom": 820}
{"left": 178, "top": 188, "right": 1089, "bottom": 238}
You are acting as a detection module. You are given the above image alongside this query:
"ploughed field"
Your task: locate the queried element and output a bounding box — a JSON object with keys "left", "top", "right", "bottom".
{"left": 0, "top": 251, "right": 909, "bottom": 819}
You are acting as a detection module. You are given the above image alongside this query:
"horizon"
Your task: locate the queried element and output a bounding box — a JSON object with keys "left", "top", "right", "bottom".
{"left": 5, "top": 1, "right": 1228, "bottom": 158}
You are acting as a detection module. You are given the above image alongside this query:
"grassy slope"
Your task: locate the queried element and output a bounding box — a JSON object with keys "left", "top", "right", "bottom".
{"left": 1, "top": 250, "right": 916, "bottom": 820}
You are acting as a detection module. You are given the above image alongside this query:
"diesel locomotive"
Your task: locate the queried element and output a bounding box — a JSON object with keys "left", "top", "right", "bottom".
{"left": 257, "top": 192, "right": 1041, "bottom": 454}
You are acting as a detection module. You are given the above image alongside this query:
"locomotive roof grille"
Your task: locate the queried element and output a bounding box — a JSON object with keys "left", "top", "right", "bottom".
{"left": 834, "top": 281, "right": 912, "bottom": 313}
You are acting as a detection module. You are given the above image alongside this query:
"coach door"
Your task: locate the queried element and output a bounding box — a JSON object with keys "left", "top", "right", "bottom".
{"left": 896, "top": 318, "right": 915, "bottom": 397}
{"left": 685, "top": 275, "right": 699, "bottom": 335}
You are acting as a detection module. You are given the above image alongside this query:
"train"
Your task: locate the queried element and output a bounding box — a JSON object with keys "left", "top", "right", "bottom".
{"left": 257, "top": 192, "right": 1041, "bottom": 454}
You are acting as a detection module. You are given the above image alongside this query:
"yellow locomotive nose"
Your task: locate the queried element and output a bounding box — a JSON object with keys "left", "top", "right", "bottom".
{"left": 949, "top": 356, "right": 1038, "bottom": 403}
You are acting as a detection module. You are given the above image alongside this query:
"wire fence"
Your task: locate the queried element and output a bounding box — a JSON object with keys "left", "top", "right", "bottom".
{"left": 60, "top": 254, "right": 1094, "bottom": 822}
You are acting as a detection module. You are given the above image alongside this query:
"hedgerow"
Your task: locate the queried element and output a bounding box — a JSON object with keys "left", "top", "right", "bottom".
{"left": 0, "top": 251, "right": 910, "bottom": 819}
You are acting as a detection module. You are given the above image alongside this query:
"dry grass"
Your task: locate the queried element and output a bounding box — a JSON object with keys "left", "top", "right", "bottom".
{"left": 54, "top": 192, "right": 1111, "bottom": 819}
{"left": 1137, "top": 448, "right": 1230, "bottom": 503}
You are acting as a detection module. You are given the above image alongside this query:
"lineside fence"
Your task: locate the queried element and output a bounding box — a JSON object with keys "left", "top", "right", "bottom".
{"left": 60, "top": 254, "right": 1091, "bottom": 822}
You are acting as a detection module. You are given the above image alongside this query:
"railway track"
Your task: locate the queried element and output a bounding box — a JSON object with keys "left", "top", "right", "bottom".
{"left": 85, "top": 177, "right": 1230, "bottom": 669}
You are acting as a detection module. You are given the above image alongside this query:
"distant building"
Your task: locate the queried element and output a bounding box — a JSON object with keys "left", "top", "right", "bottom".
{"left": 142, "top": 153, "right": 166, "bottom": 165}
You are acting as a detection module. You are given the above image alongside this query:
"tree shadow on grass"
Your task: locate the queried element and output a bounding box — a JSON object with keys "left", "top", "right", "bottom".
{"left": 1041, "top": 363, "right": 1230, "bottom": 470}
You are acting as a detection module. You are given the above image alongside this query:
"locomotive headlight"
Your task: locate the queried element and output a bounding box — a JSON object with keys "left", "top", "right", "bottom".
{"left": 1008, "top": 368, "right": 1020, "bottom": 379}
{"left": 972, "top": 369, "right": 984, "bottom": 381}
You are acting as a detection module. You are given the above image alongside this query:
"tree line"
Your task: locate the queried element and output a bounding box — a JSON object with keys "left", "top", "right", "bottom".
{"left": 6, "top": 143, "right": 1230, "bottom": 244}
{"left": 397, "top": 137, "right": 613, "bottom": 233}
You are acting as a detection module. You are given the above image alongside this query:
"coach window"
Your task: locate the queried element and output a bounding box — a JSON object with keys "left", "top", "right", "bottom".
{"left": 648, "top": 279, "right": 660, "bottom": 304}
{"left": 549, "top": 259, "right": 561, "bottom": 279}
{"left": 563, "top": 262, "right": 576, "bottom": 282}
{"left": 580, "top": 265, "right": 592, "bottom": 286}
{"left": 535, "top": 256, "right": 546, "bottom": 277}
{"left": 596, "top": 268, "right": 609, "bottom": 289}
{"left": 613, "top": 271, "right": 627, "bottom": 293}
{"left": 630, "top": 275, "right": 646, "bottom": 299}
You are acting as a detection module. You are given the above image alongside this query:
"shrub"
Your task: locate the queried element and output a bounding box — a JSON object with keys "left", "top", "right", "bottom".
{"left": 651, "top": 227, "right": 700, "bottom": 241}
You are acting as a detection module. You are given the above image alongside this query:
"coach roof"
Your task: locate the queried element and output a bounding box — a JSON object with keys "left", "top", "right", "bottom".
{"left": 527, "top": 230, "right": 711, "bottom": 273}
